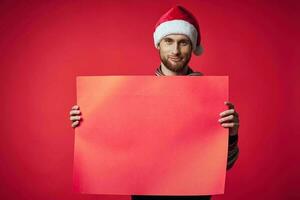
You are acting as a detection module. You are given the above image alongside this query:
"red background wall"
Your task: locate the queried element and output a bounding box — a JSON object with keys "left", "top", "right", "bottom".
{"left": 1, "top": 1, "right": 299, "bottom": 200}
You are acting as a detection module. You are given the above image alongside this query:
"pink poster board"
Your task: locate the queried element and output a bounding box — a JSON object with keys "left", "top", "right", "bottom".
{"left": 73, "top": 76, "right": 228, "bottom": 195}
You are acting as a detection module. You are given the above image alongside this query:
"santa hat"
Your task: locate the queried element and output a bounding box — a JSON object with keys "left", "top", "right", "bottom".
{"left": 153, "top": 5, "right": 203, "bottom": 56}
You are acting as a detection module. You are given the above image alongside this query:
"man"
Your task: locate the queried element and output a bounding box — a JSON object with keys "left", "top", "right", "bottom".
{"left": 69, "top": 5, "right": 239, "bottom": 200}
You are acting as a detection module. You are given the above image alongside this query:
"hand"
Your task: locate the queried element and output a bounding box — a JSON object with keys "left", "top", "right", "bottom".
{"left": 69, "top": 105, "right": 82, "bottom": 128}
{"left": 218, "top": 101, "right": 239, "bottom": 136}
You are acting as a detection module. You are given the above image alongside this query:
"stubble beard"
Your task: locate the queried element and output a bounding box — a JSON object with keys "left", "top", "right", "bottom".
{"left": 159, "top": 51, "right": 192, "bottom": 73}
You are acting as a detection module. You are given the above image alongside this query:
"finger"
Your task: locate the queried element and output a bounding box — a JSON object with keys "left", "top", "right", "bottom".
{"left": 224, "top": 101, "right": 235, "bottom": 109}
{"left": 218, "top": 115, "right": 234, "bottom": 123}
{"left": 221, "top": 122, "right": 239, "bottom": 128}
{"left": 72, "top": 120, "right": 80, "bottom": 128}
{"left": 70, "top": 116, "right": 81, "bottom": 121}
{"left": 72, "top": 105, "right": 80, "bottom": 110}
{"left": 70, "top": 110, "right": 81, "bottom": 116}
{"left": 220, "top": 109, "right": 235, "bottom": 117}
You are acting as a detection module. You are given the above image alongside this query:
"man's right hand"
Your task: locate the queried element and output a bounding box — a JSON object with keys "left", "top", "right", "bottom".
{"left": 69, "top": 105, "right": 81, "bottom": 128}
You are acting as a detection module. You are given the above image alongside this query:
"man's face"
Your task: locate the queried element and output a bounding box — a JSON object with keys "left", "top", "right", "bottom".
{"left": 158, "top": 34, "right": 193, "bottom": 72}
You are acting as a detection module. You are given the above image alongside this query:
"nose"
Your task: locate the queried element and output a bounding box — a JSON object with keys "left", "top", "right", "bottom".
{"left": 171, "top": 43, "right": 180, "bottom": 55}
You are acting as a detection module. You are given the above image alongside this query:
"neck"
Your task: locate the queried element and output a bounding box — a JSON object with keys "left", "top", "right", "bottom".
{"left": 160, "top": 62, "right": 188, "bottom": 76}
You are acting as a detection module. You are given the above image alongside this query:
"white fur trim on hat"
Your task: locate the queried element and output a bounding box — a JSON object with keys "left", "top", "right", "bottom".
{"left": 153, "top": 19, "right": 198, "bottom": 51}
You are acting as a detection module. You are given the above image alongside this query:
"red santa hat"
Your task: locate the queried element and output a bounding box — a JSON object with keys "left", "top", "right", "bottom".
{"left": 153, "top": 5, "right": 203, "bottom": 56}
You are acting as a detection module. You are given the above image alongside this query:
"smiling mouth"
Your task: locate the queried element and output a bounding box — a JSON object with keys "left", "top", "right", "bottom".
{"left": 169, "top": 57, "right": 182, "bottom": 62}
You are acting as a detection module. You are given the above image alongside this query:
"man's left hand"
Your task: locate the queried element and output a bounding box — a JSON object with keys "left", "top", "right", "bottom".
{"left": 218, "top": 101, "right": 239, "bottom": 136}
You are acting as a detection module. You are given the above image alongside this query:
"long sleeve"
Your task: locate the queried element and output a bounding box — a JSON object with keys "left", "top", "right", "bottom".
{"left": 226, "top": 134, "right": 239, "bottom": 170}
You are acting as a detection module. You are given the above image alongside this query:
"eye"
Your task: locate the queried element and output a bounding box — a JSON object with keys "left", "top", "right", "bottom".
{"left": 164, "top": 38, "right": 173, "bottom": 44}
{"left": 180, "top": 40, "right": 189, "bottom": 46}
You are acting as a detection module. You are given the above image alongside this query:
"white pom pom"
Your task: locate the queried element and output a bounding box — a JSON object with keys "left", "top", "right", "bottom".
{"left": 194, "top": 45, "right": 204, "bottom": 56}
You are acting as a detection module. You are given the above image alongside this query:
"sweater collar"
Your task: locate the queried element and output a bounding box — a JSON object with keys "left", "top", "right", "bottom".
{"left": 155, "top": 65, "right": 202, "bottom": 76}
